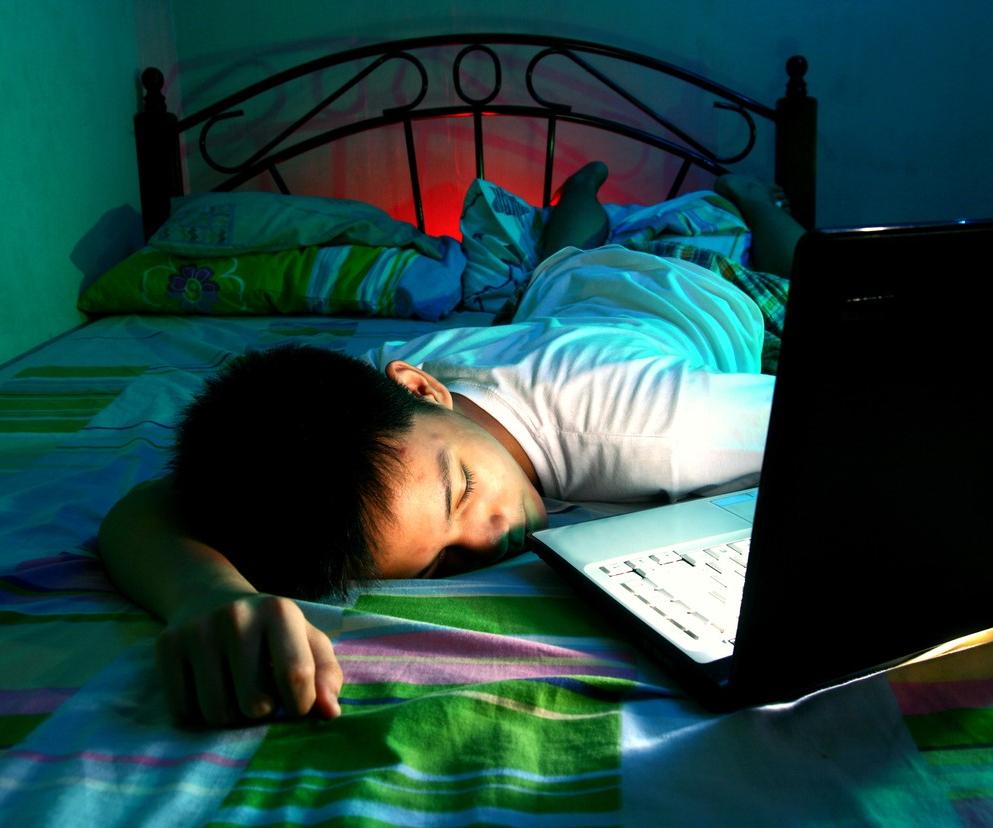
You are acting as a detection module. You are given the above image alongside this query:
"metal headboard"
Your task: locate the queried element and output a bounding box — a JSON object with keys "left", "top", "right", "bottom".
{"left": 135, "top": 34, "right": 816, "bottom": 239}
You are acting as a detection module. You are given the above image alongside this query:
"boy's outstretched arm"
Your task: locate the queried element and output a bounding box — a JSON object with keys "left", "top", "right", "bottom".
{"left": 98, "top": 476, "right": 343, "bottom": 727}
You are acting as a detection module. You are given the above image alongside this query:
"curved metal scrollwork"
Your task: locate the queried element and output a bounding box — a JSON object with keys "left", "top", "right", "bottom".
{"left": 139, "top": 34, "right": 814, "bottom": 240}
{"left": 525, "top": 47, "right": 756, "bottom": 165}
{"left": 710, "top": 102, "right": 757, "bottom": 165}
{"left": 198, "top": 50, "right": 429, "bottom": 176}
{"left": 188, "top": 37, "right": 771, "bottom": 182}
{"left": 452, "top": 44, "right": 502, "bottom": 106}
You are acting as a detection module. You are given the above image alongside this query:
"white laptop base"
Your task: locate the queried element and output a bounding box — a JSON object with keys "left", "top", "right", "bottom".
{"left": 586, "top": 533, "right": 750, "bottom": 663}
{"left": 532, "top": 488, "right": 758, "bottom": 665}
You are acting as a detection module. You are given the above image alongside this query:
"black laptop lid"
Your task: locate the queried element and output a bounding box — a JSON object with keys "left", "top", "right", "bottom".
{"left": 731, "top": 219, "right": 993, "bottom": 703}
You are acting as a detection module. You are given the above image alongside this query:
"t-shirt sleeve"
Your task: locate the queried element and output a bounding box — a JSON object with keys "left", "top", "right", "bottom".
{"left": 453, "top": 338, "right": 774, "bottom": 503}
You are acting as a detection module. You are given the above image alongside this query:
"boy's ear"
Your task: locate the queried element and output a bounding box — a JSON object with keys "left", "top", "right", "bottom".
{"left": 385, "top": 361, "right": 454, "bottom": 409}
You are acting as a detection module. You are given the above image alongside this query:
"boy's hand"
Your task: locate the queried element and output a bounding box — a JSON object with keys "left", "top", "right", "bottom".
{"left": 155, "top": 592, "right": 343, "bottom": 727}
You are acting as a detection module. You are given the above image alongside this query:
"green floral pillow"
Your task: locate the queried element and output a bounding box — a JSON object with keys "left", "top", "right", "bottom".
{"left": 78, "top": 240, "right": 466, "bottom": 321}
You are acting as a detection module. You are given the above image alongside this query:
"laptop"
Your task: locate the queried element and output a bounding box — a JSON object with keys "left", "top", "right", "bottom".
{"left": 530, "top": 218, "right": 993, "bottom": 708}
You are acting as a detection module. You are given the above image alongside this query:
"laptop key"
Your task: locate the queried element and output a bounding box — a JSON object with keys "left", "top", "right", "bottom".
{"left": 591, "top": 541, "right": 749, "bottom": 659}
{"left": 709, "top": 573, "right": 729, "bottom": 590}
{"left": 614, "top": 572, "right": 642, "bottom": 588}
{"left": 650, "top": 550, "right": 682, "bottom": 565}
{"left": 728, "top": 540, "right": 750, "bottom": 561}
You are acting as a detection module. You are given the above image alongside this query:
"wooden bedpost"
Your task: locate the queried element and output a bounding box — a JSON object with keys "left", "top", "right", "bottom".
{"left": 775, "top": 56, "right": 817, "bottom": 230}
{"left": 134, "top": 68, "right": 183, "bottom": 240}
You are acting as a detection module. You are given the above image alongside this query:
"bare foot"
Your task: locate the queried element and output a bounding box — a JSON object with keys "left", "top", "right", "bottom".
{"left": 715, "top": 174, "right": 790, "bottom": 216}
{"left": 713, "top": 174, "right": 805, "bottom": 277}
{"left": 537, "top": 161, "right": 610, "bottom": 259}
{"left": 560, "top": 160, "right": 609, "bottom": 195}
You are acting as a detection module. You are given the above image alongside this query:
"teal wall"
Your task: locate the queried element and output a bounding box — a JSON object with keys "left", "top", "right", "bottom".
{"left": 1, "top": 1, "right": 991, "bottom": 363}
{"left": 0, "top": 1, "right": 144, "bottom": 365}
{"left": 164, "top": 0, "right": 993, "bottom": 227}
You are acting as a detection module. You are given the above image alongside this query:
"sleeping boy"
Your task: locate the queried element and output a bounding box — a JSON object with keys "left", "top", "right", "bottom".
{"left": 97, "top": 165, "right": 805, "bottom": 727}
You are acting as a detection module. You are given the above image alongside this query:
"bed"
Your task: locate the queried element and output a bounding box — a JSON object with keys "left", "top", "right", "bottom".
{"left": 2, "top": 34, "right": 991, "bottom": 827}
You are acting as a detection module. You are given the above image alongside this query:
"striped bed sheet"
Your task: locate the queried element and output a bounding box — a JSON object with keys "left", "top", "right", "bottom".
{"left": 0, "top": 314, "right": 990, "bottom": 826}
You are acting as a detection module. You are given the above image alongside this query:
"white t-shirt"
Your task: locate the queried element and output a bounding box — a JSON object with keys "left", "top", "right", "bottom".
{"left": 366, "top": 245, "right": 775, "bottom": 502}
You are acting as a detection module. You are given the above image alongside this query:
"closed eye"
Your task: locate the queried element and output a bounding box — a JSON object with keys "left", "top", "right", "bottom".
{"left": 461, "top": 464, "right": 475, "bottom": 504}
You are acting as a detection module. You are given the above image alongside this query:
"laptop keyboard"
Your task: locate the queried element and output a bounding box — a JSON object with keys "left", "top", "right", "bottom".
{"left": 588, "top": 538, "right": 751, "bottom": 663}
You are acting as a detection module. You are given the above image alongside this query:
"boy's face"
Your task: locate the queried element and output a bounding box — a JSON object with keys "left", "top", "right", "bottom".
{"left": 373, "top": 408, "right": 548, "bottom": 579}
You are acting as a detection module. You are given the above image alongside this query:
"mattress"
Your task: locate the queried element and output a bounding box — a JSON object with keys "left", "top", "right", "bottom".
{"left": 0, "top": 313, "right": 990, "bottom": 826}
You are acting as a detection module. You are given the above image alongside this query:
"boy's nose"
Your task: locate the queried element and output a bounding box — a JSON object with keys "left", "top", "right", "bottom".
{"left": 444, "top": 515, "right": 513, "bottom": 572}
{"left": 488, "top": 512, "right": 510, "bottom": 538}
{"left": 460, "top": 518, "right": 508, "bottom": 556}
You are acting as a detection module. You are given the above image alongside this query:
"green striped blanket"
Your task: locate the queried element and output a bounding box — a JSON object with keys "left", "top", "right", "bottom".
{"left": 0, "top": 315, "right": 988, "bottom": 826}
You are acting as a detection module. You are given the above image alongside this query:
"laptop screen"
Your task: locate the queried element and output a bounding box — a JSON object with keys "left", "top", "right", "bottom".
{"left": 731, "top": 219, "right": 993, "bottom": 701}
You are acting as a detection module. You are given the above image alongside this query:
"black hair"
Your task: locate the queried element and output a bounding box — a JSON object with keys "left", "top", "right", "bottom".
{"left": 169, "top": 345, "right": 436, "bottom": 600}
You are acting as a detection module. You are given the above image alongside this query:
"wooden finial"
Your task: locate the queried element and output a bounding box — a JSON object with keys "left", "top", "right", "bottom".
{"left": 141, "top": 67, "right": 167, "bottom": 113}
{"left": 785, "top": 55, "right": 808, "bottom": 98}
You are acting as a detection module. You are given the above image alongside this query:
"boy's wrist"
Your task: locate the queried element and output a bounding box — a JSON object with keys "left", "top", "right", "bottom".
{"left": 166, "top": 581, "right": 259, "bottom": 625}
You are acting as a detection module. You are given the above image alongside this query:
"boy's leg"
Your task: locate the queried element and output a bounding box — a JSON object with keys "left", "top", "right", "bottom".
{"left": 493, "top": 161, "right": 610, "bottom": 325}
{"left": 714, "top": 174, "right": 806, "bottom": 278}
{"left": 537, "top": 167, "right": 803, "bottom": 278}
{"left": 537, "top": 161, "right": 610, "bottom": 260}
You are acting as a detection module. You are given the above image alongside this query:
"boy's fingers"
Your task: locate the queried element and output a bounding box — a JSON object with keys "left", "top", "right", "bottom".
{"left": 186, "top": 629, "right": 238, "bottom": 726}
{"left": 308, "top": 625, "right": 343, "bottom": 718}
{"left": 155, "top": 595, "right": 344, "bottom": 726}
{"left": 155, "top": 632, "right": 195, "bottom": 723}
{"left": 222, "top": 603, "right": 274, "bottom": 720}
{"left": 263, "top": 598, "right": 317, "bottom": 717}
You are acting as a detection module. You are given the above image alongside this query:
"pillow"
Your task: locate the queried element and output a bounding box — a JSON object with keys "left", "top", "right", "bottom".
{"left": 78, "top": 237, "right": 465, "bottom": 321}
{"left": 458, "top": 180, "right": 751, "bottom": 312}
{"left": 459, "top": 179, "right": 548, "bottom": 313}
{"left": 150, "top": 191, "right": 445, "bottom": 259}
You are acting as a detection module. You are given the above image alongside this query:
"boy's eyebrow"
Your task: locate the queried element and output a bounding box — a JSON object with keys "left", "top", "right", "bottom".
{"left": 437, "top": 447, "right": 452, "bottom": 524}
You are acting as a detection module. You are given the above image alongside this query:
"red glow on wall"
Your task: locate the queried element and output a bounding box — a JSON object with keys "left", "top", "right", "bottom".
{"left": 204, "top": 113, "right": 709, "bottom": 241}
